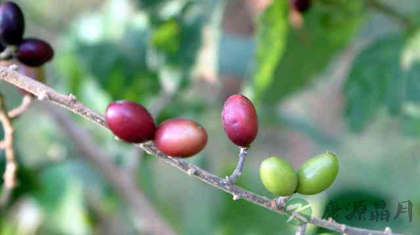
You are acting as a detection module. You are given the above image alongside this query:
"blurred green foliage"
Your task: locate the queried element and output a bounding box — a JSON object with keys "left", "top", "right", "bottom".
{"left": 262, "top": 0, "right": 365, "bottom": 104}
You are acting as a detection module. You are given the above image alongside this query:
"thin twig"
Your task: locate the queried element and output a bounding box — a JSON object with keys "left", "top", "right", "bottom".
{"left": 0, "top": 66, "right": 408, "bottom": 235}
{"left": 295, "top": 223, "right": 307, "bottom": 235}
{"left": 8, "top": 94, "right": 33, "bottom": 119}
{"left": 368, "top": 0, "right": 411, "bottom": 29}
{"left": 222, "top": 147, "right": 248, "bottom": 185}
{"left": 0, "top": 93, "right": 17, "bottom": 206}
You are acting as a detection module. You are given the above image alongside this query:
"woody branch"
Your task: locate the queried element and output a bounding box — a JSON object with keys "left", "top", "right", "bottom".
{"left": 0, "top": 65, "right": 407, "bottom": 235}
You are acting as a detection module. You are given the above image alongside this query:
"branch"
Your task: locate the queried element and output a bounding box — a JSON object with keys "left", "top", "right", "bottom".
{"left": 8, "top": 94, "right": 33, "bottom": 119}
{"left": 0, "top": 66, "right": 408, "bottom": 235}
{"left": 0, "top": 93, "right": 17, "bottom": 206}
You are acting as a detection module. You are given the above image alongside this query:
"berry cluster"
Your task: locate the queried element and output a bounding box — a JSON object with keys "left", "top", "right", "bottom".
{"left": 260, "top": 152, "right": 339, "bottom": 196}
{"left": 0, "top": 2, "right": 54, "bottom": 67}
{"left": 105, "top": 94, "right": 257, "bottom": 158}
{"left": 105, "top": 94, "right": 339, "bottom": 196}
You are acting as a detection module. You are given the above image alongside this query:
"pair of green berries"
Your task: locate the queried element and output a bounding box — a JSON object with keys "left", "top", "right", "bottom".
{"left": 260, "top": 152, "right": 339, "bottom": 196}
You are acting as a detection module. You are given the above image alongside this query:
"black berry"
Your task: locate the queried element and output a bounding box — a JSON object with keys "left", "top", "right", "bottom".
{"left": 17, "top": 38, "right": 54, "bottom": 67}
{"left": 0, "top": 2, "right": 25, "bottom": 45}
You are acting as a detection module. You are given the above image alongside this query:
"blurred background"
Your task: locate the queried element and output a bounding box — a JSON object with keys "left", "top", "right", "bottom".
{"left": 0, "top": 0, "right": 419, "bottom": 234}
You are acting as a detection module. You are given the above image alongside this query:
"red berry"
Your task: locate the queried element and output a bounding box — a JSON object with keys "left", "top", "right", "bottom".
{"left": 291, "top": 0, "right": 311, "bottom": 13}
{"left": 221, "top": 94, "right": 258, "bottom": 147}
{"left": 105, "top": 101, "right": 156, "bottom": 143}
{"left": 0, "top": 2, "right": 24, "bottom": 45}
{"left": 154, "top": 118, "right": 208, "bottom": 158}
{"left": 17, "top": 38, "right": 54, "bottom": 67}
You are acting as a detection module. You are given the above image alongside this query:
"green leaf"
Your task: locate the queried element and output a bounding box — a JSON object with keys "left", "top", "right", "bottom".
{"left": 252, "top": 0, "right": 289, "bottom": 102}
{"left": 263, "top": 0, "right": 365, "bottom": 103}
{"left": 344, "top": 31, "right": 420, "bottom": 132}
{"left": 344, "top": 36, "right": 405, "bottom": 131}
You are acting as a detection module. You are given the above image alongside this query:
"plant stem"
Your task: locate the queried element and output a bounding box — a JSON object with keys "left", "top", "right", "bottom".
{"left": 222, "top": 147, "right": 248, "bottom": 185}
{"left": 0, "top": 66, "right": 408, "bottom": 235}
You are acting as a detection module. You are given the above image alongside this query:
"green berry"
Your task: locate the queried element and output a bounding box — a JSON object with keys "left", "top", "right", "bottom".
{"left": 260, "top": 156, "right": 297, "bottom": 196}
{"left": 296, "top": 152, "right": 339, "bottom": 195}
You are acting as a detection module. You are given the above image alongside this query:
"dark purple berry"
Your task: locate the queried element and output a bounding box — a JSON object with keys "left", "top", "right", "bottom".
{"left": 222, "top": 94, "right": 258, "bottom": 147}
{"left": 0, "top": 2, "right": 24, "bottom": 45}
{"left": 291, "top": 0, "right": 311, "bottom": 13}
{"left": 17, "top": 38, "right": 54, "bottom": 67}
{"left": 105, "top": 100, "right": 156, "bottom": 143}
{"left": 154, "top": 118, "right": 208, "bottom": 158}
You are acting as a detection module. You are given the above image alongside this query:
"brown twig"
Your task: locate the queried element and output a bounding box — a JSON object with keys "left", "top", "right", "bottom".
{"left": 8, "top": 94, "right": 33, "bottom": 119}
{"left": 0, "top": 66, "right": 408, "bottom": 235}
{"left": 0, "top": 93, "right": 17, "bottom": 206}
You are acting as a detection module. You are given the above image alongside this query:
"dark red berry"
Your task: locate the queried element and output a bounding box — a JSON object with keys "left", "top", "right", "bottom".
{"left": 0, "top": 2, "right": 24, "bottom": 45}
{"left": 154, "top": 118, "right": 208, "bottom": 158}
{"left": 17, "top": 38, "right": 54, "bottom": 67}
{"left": 105, "top": 100, "right": 156, "bottom": 143}
{"left": 291, "top": 0, "right": 311, "bottom": 13}
{"left": 221, "top": 94, "right": 258, "bottom": 147}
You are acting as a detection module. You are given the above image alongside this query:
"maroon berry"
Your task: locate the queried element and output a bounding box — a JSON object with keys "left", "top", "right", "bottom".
{"left": 291, "top": 0, "right": 311, "bottom": 13}
{"left": 105, "top": 100, "right": 156, "bottom": 143}
{"left": 0, "top": 2, "right": 24, "bottom": 45}
{"left": 221, "top": 94, "right": 258, "bottom": 147}
{"left": 17, "top": 38, "right": 54, "bottom": 67}
{"left": 154, "top": 118, "right": 208, "bottom": 158}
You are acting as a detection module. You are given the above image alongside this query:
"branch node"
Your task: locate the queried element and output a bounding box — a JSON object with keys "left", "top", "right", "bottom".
{"left": 68, "top": 93, "right": 77, "bottom": 103}
{"left": 38, "top": 91, "right": 50, "bottom": 101}
{"left": 9, "top": 64, "right": 18, "bottom": 71}
{"left": 232, "top": 194, "right": 241, "bottom": 201}
{"left": 187, "top": 168, "right": 197, "bottom": 176}
{"left": 275, "top": 196, "right": 291, "bottom": 209}
{"left": 340, "top": 224, "right": 347, "bottom": 233}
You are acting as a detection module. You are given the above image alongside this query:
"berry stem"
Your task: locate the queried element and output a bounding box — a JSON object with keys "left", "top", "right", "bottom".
{"left": 295, "top": 224, "right": 307, "bottom": 235}
{"left": 0, "top": 65, "right": 408, "bottom": 235}
{"left": 8, "top": 93, "right": 32, "bottom": 119}
{"left": 0, "top": 93, "right": 17, "bottom": 207}
{"left": 222, "top": 147, "right": 248, "bottom": 185}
